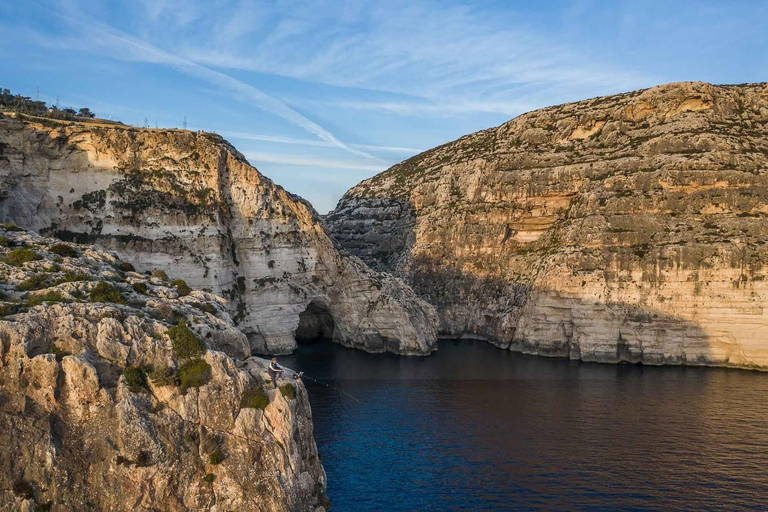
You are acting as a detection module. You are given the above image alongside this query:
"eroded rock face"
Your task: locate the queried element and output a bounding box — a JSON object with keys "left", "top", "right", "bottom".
{"left": 328, "top": 82, "right": 768, "bottom": 369}
{"left": 0, "top": 228, "right": 327, "bottom": 510}
{"left": 0, "top": 114, "right": 438, "bottom": 355}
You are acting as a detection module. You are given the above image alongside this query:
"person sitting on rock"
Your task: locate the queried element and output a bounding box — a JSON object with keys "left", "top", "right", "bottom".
{"left": 268, "top": 358, "right": 284, "bottom": 389}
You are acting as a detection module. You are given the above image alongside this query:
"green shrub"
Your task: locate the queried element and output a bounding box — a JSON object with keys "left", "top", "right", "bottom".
{"left": 1, "top": 223, "right": 23, "bottom": 232}
{"left": 57, "top": 272, "right": 91, "bottom": 283}
{"left": 177, "top": 358, "right": 211, "bottom": 391}
{"left": 240, "top": 386, "right": 269, "bottom": 410}
{"left": 173, "top": 279, "right": 191, "bottom": 297}
{"left": 48, "top": 343, "right": 70, "bottom": 362}
{"left": 89, "top": 281, "right": 125, "bottom": 304}
{"left": 26, "top": 290, "right": 66, "bottom": 307}
{"left": 279, "top": 383, "right": 296, "bottom": 400}
{"left": 149, "top": 366, "right": 178, "bottom": 387}
{"left": 3, "top": 247, "right": 42, "bottom": 266}
{"left": 16, "top": 273, "right": 51, "bottom": 291}
{"left": 191, "top": 301, "right": 217, "bottom": 315}
{"left": 0, "top": 236, "right": 11, "bottom": 247}
{"left": 131, "top": 281, "right": 148, "bottom": 294}
{"left": 208, "top": 450, "right": 224, "bottom": 465}
{"left": 203, "top": 473, "right": 215, "bottom": 483}
{"left": 168, "top": 321, "right": 205, "bottom": 359}
{"left": 124, "top": 366, "right": 148, "bottom": 393}
{"left": 49, "top": 243, "right": 78, "bottom": 257}
{"left": 152, "top": 269, "right": 169, "bottom": 281}
{"left": 117, "top": 261, "right": 135, "bottom": 272}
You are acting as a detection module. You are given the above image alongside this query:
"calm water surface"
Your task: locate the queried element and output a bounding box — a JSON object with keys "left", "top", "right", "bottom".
{"left": 281, "top": 340, "right": 768, "bottom": 511}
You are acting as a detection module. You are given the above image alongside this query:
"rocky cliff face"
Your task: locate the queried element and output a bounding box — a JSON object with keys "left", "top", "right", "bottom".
{"left": 0, "top": 113, "right": 438, "bottom": 356}
{"left": 0, "top": 226, "right": 327, "bottom": 511}
{"left": 328, "top": 82, "right": 768, "bottom": 369}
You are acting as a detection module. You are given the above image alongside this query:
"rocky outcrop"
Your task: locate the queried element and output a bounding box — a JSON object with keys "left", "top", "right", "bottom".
{"left": 328, "top": 82, "right": 768, "bottom": 369}
{"left": 0, "top": 227, "right": 327, "bottom": 510}
{"left": 0, "top": 113, "right": 438, "bottom": 355}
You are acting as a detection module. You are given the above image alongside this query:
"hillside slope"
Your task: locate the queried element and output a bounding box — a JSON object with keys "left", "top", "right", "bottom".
{"left": 0, "top": 113, "right": 438, "bottom": 356}
{"left": 328, "top": 82, "right": 768, "bottom": 369}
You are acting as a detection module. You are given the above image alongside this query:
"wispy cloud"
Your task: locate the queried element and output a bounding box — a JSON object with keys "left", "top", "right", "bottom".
{"left": 222, "top": 131, "right": 423, "bottom": 154}
{"left": 36, "top": 1, "right": 381, "bottom": 161}
{"left": 243, "top": 152, "right": 388, "bottom": 173}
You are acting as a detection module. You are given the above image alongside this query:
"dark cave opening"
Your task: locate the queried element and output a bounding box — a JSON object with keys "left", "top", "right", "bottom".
{"left": 296, "top": 301, "right": 336, "bottom": 343}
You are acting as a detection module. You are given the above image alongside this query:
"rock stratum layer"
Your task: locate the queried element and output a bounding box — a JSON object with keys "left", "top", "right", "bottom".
{"left": 0, "top": 227, "right": 327, "bottom": 510}
{"left": 328, "top": 82, "right": 768, "bottom": 369}
{"left": 0, "top": 113, "right": 438, "bottom": 356}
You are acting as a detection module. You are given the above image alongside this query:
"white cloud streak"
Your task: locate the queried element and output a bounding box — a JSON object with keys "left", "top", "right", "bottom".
{"left": 221, "top": 131, "right": 423, "bottom": 154}
{"left": 243, "top": 152, "right": 388, "bottom": 172}
{"left": 40, "top": 1, "right": 382, "bottom": 161}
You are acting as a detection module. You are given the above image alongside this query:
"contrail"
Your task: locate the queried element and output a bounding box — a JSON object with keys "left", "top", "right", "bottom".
{"left": 46, "top": 5, "right": 382, "bottom": 162}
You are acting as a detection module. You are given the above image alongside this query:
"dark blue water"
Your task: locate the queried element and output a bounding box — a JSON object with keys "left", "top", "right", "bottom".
{"left": 281, "top": 340, "right": 768, "bottom": 511}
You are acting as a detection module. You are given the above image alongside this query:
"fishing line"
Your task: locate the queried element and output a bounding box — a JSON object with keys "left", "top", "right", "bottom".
{"left": 297, "top": 373, "right": 361, "bottom": 403}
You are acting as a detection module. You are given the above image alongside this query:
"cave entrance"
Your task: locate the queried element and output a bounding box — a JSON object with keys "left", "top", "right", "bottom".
{"left": 296, "top": 301, "right": 336, "bottom": 344}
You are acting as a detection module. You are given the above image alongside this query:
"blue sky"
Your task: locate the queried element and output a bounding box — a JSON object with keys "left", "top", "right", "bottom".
{"left": 1, "top": 0, "right": 766, "bottom": 212}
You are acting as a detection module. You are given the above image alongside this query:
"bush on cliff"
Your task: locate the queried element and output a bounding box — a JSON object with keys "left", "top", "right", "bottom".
{"left": 3, "top": 247, "right": 42, "bottom": 266}
{"left": 177, "top": 358, "right": 211, "bottom": 391}
{"left": 124, "top": 366, "right": 148, "bottom": 393}
{"left": 89, "top": 281, "right": 126, "bottom": 304}
{"left": 49, "top": 243, "right": 78, "bottom": 258}
{"left": 240, "top": 385, "right": 269, "bottom": 410}
{"left": 173, "top": 279, "right": 191, "bottom": 297}
{"left": 279, "top": 383, "right": 296, "bottom": 400}
{"left": 168, "top": 321, "right": 206, "bottom": 359}
{"left": 152, "top": 269, "right": 169, "bottom": 281}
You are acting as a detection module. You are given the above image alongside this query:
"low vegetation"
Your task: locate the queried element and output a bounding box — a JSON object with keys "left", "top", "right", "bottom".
{"left": 48, "top": 243, "right": 78, "bottom": 257}
{"left": 3, "top": 247, "right": 42, "bottom": 266}
{"left": 151, "top": 269, "right": 169, "bottom": 281}
{"left": 89, "top": 281, "right": 126, "bottom": 304}
{"left": 124, "top": 366, "right": 149, "bottom": 393}
{"left": 279, "top": 383, "right": 296, "bottom": 400}
{"left": 177, "top": 358, "right": 212, "bottom": 391}
{"left": 173, "top": 279, "right": 191, "bottom": 297}
{"left": 240, "top": 386, "right": 269, "bottom": 409}
{"left": 168, "top": 321, "right": 206, "bottom": 359}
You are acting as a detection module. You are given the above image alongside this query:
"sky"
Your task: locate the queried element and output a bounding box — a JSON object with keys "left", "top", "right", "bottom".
{"left": 1, "top": 1, "right": 766, "bottom": 212}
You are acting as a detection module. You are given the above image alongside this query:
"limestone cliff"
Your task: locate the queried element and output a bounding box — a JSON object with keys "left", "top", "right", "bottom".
{"left": 0, "top": 113, "right": 438, "bottom": 356}
{"left": 328, "top": 82, "right": 768, "bottom": 369}
{"left": 0, "top": 226, "right": 327, "bottom": 511}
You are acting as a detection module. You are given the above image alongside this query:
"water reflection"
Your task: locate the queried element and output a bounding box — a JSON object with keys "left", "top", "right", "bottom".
{"left": 280, "top": 340, "right": 768, "bottom": 511}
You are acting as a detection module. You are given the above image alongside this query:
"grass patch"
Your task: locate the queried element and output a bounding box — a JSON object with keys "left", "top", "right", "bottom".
{"left": 0, "top": 236, "right": 11, "bottom": 247}
{"left": 0, "top": 303, "right": 19, "bottom": 316}
{"left": 124, "top": 366, "right": 148, "bottom": 393}
{"left": 57, "top": 272, "right": 91, "bottom": 283}
{"left": 168, "top": 321, "right": 206, "bottom": 359}
{"left": 279, "top": 383, "right": 296, "bottom": 400}
{"left": 177, "top": 358, "right": 212, "bottom": 391}
{"left": 26, "top": 290, "right": 66, "bottom": 307}
{"left": 152, "top": 269, "right": 169, "bottom": 281}
{"left": 203, "top": 473, "right": 215, "bottom": 484}
{"left": 49, "top": 243, "right": 78, "bottom": 257}
{"left": 172, "top": 279, "right": 191, "bottom": 297}
{"left": 116, "top": 261, "right": 135, "bottom": 272}
{"left": 208, "top": 450, "right": 224, "bottom": 465}
{"left": 16, "top": 273, "right": 52, "bottom": 291}
{"left": 89, "top": 281, "right": 125, "bottom": 304}
{"left": 131, "top": 281, "right": 148, "bottom": 294}
{"left": 1, "top": 223, "right": 23, "bottom": 232}
{"left": 3, "top": 247, "right": 42, "bottom": 266}
{"left": 240, "top": 386, "right": 269, "bottom": 410}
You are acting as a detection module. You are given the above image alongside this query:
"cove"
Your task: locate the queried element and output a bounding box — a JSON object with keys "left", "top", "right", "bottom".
{"left": 280, "top": 339, "right": 768, "bottom": 511}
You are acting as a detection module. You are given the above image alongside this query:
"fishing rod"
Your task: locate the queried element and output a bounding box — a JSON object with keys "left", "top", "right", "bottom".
{"left": 294, "top": 372, "right": 361, "bottom": 404}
